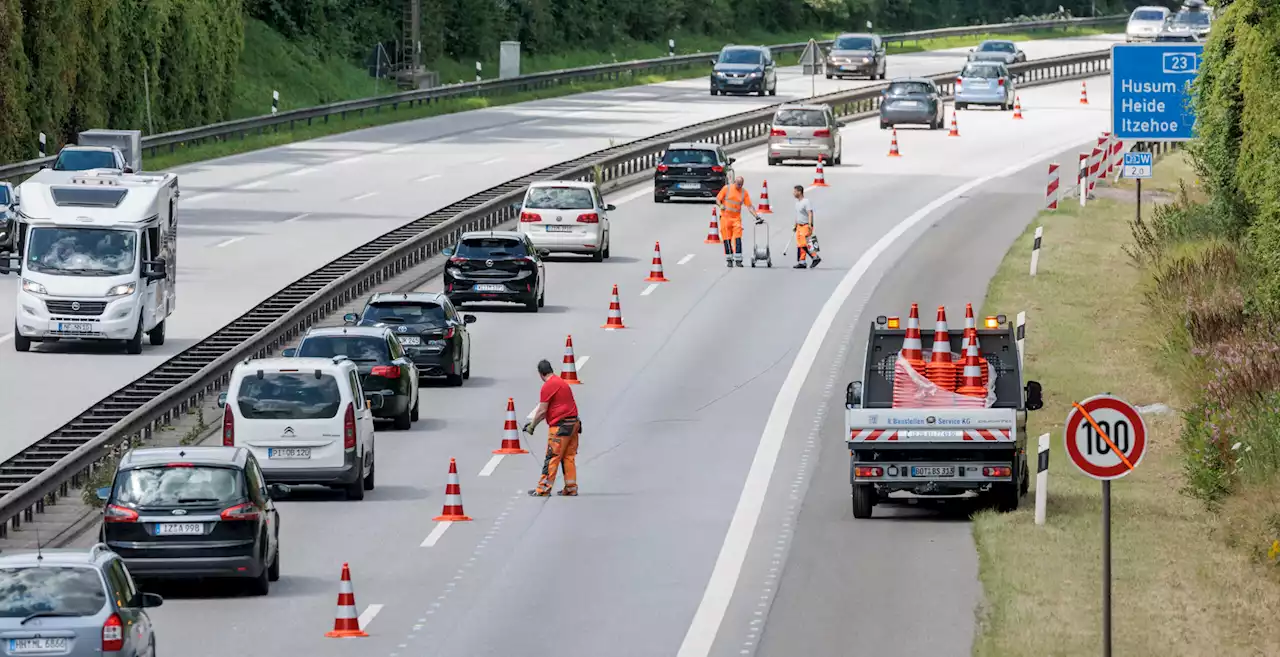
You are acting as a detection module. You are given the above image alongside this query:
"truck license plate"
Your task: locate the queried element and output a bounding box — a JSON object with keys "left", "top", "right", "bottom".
{"left": 911, "top": 466, "right": 955, "bottom": 477}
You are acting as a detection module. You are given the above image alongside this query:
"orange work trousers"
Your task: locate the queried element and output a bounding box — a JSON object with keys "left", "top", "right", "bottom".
{"left": 535, "top": 418, "right": 580, "bottom": 494}
{"left": 795, "top": 224, "right": 812, "bottom": 259}
{"left": 720, "top": 215, "right": 744, "bottom": 241}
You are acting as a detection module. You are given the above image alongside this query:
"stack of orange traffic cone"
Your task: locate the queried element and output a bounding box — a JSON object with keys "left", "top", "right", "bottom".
{"left": 925, "top": 306, "right": 957, "bottom": 391}
{"left": 324, "top": 563, "right": 369, "bottom": 638}
{"left": 493, "top": 398, "right": 529, "bottom": 454}
{"left": 948, "top": 111, "right": 960, "bottom": 137}
{"left": 888, "top": 129, "right": 901, "bottom": 157}
{"left": 812, "top": 155, "right": 828, "bottom": 187}
{"left": 956, "top": 341, "right": 988, "bottom": 399}
{"left": 645, "top": 242, "right": 669, "bottom": 282}
{"left": 958, "top": 303, "right": 990, "bottom": 390}
{"left": 1013, "top": 97, "right": 1024, "bottom": 119}
{"left": 601, "top": 284, "right": 626, "bottom": 329}
{"left": 1079, "top": 81, "right": 1088, "bottom": 105}
{"left": 901, "top": 303, "right": 926, "bottom": 375}
{"left": 432, "top": 458, "right": 472, "bottom": 522}
{"left": 758, "top": 180, "right": 773, "bottom": 214}
{"left": 705, "top": 208, "right": 721, "bottom": 244}
{"left": 560, "top": 335, "right": 582, "bottom": 384}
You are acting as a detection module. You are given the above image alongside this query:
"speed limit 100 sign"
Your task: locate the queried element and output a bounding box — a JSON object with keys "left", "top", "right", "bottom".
{"left": 1063, "top": 394, "right": 1148, "bottom": 480}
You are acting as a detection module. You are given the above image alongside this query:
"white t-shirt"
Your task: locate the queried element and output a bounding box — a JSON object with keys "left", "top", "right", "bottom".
{"left": 795, "top": 197, "right": 813, "bottom": 225}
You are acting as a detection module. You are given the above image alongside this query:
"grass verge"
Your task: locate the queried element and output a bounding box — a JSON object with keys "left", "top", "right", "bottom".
{"left": 154, "top": 26, "right": 1111, "bottom": 170}
{"left": 970, "top": 153, "right": 1280, "bottom": 656}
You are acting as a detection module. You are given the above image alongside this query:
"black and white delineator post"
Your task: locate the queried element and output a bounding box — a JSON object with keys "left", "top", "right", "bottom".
{"left": 1029, "top": 227, "right": 1043, "bottom": 276}
{"left": 1078, "top": 152, "right": 1089, "bottom": 207}
{"left": 475, "top": 61, "right": 482, "bottom": 82}
{"left": 1034, "top": 433, "right": 1049, "bottom": 525}
{"left": 668, "top": 39, "right": 675, "bottom": 57}
{"left": 1015, "top": 311, "right": 1026, "bottom": 370}
{"left": 38, "top": 132, "right": 46, "bottom": 158}
{"left": 271, "top": 90, "right": 279, "bottom": 115}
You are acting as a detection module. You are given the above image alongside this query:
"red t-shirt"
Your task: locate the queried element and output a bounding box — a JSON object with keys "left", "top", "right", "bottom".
{"left": 540, "top": 375, "right": 579, "bottom": 426}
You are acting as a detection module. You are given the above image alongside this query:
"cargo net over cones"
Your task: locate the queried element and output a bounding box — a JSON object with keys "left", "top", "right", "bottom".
{"left": 890, "top": 302, "right": 999, "bottom": 409}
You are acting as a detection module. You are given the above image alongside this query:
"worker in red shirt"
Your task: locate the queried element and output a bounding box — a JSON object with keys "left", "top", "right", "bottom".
{"left": 524, "top": 359, "right": 581, "bottom": 497}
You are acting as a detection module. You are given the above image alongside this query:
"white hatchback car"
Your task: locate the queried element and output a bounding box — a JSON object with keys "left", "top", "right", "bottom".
{"left": 517, "top": 180, "right": 614, "bottom": 262}
{"left": 218, "top": 356, "right": 379, "bottom": 500}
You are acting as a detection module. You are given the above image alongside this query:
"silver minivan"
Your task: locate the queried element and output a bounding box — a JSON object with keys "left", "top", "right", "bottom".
{"left": 954, "top": 62, "right": 1017, "bottom": 110}
{"left": 767, "top": 104, "right": 843, "bottom": 166}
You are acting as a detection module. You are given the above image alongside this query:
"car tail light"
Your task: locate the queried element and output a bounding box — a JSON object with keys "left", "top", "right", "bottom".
{"left": 853, "top": 466, "right": 883, "bottom": 478}
{"left": 103, "top": 504, "right": 138, "bottom": 523}
{"left": 103, "top": 614, "right": 124, "bottom": 652}
{"left": 983, "top": 466, "right": 1013, "bottom": 477}
{"left": 576, "top": 212, "right": 599, "bottom": 223}
{"left": 711, "top": 165, "right": 724, "bottom": 173}
{"left": 442, "top": 327, "right": 455, "bottom": 339}
{"left": 222, "top": 404, "right": 234, "bottom": 446}
{"left": 449, "top": 256, "right": 466, "bottom": 265}
{"left": 370, "top": 365, "right": 401, "bottom": 378}
{"left": 770, "top": 128, "right": 786, "bottom": 137}
{"left": 344, "top": 402, "right": 356, "bottom": 449}
{"left": 956, "top": 78, "right": 962, "bottom": 85}
{"left": 813, "top": 129, "right": 831, "bottom": 138}
{"left": 656, "top": 164, "right": 669, "bottom": 173}
{"left": 220, "top": 502, "right": 261, "bottom": 521}
{"left": 997, "top": 78, "right": 1005, "bottom": 86}
{"left": 520, "top": 211, "right": 541, "bottom": 222}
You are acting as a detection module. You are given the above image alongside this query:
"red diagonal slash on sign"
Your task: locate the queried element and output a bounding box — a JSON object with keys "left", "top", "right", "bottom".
{"left": 1072, "top": 401, "right": 1135, "bottom": 471}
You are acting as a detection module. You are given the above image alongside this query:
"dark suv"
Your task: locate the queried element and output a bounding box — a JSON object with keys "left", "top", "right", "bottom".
{"left": 710, "top": 45, "right": 778, "bottom": 96}
{"left": 654, "top": 142, "right": 735, "bottom": 202}
{"left": 443, "top": 231, "right": 547, "bottom": 312}
{"left": 97, "top": 446, "right": 286, "bottom": 596}
{"left": 345, "top": 291, "right": 475, "bottom": 386}
{"left": 285, "top": 325, "right": 421, "bottom": 429}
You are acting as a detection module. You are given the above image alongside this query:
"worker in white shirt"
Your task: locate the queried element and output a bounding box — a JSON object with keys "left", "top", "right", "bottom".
{"left": 792, "top": 185, "right": 821, "bottom": 269}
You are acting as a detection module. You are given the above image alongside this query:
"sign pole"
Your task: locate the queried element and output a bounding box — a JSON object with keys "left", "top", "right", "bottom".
{"left": 1101, "top": 479, "right": 1112, "bottom": 657}
{"left": 1136, "top": 177, "right": 1142, "bottom": 224}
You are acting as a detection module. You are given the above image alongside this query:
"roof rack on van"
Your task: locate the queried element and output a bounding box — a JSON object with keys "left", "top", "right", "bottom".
{"left": 331, "top": 355, "right": 350, "bottom": 364}
{"left": 89, "top": 543, "right": 112, "bottom": 559}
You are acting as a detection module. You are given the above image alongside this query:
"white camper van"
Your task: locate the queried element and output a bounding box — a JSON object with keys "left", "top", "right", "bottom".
{"left": 0, "top": 168, "right": 178, "bottom": 353}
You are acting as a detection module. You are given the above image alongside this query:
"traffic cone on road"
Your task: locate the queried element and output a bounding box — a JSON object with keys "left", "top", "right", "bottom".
{"left": 948, "top": 111, "right": 960, "bottom": 137}
{"left": 888, "top": 129, "right": 901, "bottom": 157}
{"left": 1013, "top": 97, "right": 1024, "bottom": 119}
{"left": 958, "top": 303, "right": 991, "bottom": 390}
{"left": 901, "top": 303, "right": 927, "bottom": 375}
{"left": 925, "top": 306, "right": 957, "bottom": 392}
{"left": 494, "top": 398, "right": 529, "bottom": 454}
{"left": 705, "top": 208, "right": 721, "bottom": 244}
{"left": 560, "top": 335, "right": 582, "bottom": 384}
{"left": 645, "top": 242, "right": 669, "bottom": 282}
{"left": 812, "top": 155, "right": 829, "bottom": 187}
{"left": 432, "top": 458, "right": 472, "bottom": 522}
{"left": 1079, "top": 81, "right": 1089, "bottom": 105}
{"left": 956, "top": 342, "right": 988, "bottom": 399}
{"left": 758, "top": 180, "right": 773, "bottom": 214}
{"left": 324, "top": 563, "right": 369, "bottom": 638}
{"left": 601, "top": 284, "right": 626, "bottom": 329}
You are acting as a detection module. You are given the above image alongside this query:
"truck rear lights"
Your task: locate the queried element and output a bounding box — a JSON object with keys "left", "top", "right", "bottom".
{"left": 854, "top": 466, "right": 883, "bottom": 478}
{"left": 886, "top": 316, "right": 900, "bottom": 329}
{"left": 983, "top": 466, "right": 1012, "bottom": 477}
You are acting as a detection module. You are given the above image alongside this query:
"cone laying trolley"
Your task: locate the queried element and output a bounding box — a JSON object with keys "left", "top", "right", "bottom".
{"left": 645, "top": 242, "right": 669, "bottom": 282}
{"left": 601, "top": 284, "right": 626, "bottom": 329}
{"left": 494, "top": 398, "right": 529, "bottom": 454}
{"left": 812, "top": 155, "right": 829, "bottom": 187}
{"left": 432, "top": 458, "right": 472, "bottom": 521}
{"left": 948, "top": 111, "right": 960, "bottom": 137}
{"left": 888, "top": 129, "right": 901, "bottom": 157}
{"left": 560, "top": 335, "right": 582, "bottom": 384}
{"left": 924, "top": 306, "right": 957, "bottom": 392}
{"left": 901, "top": 303, "right": 926, "bottom": 375}
{"left": 758, "top": 180, "right": 773, "bottom": 214}
{"left": 705, "top": 208, "right": 721, "bottom": 244}
{"left": 324, "top": 563, "right": 369, "bottom": 638}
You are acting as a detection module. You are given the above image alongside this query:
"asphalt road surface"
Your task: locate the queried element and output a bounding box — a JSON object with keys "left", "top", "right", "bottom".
{"left": 0, "top": 34, "right": 1122, "bottom": 464}
{"left": 58, "top": 75, "right": 1115, "bottom": 657}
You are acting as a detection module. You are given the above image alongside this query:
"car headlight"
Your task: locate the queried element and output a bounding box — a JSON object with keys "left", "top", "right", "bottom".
{"left": 862, "top": 57, "right": 870, "bottom": 63}
{"left": 747, "top": 72, "right": 760, "bottom": 78}
{"left": 106, "top": 282, "right": 136, "bottom": 297}
{"left": 21, "top": 279, "right": 46, "bottom": 295}
{"left": 447, "top": 268, "right": 462, "bottom": 278}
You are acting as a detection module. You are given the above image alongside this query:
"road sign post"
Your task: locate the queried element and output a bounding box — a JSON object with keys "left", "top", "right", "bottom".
{"left": 1111, "top": 43, "right": 1203, "bottom": 142}
{"left": 800, "top": 39, "right": 822, "bottom": 97}
{"left": 1064, "top": 394, "right": 1147, "bottom": 657}
{"left": 1122, "top": 150, "right": 1153, "bottom": 224}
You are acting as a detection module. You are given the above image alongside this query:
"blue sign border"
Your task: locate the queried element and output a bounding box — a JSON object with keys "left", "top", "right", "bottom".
{"left": 1110, "top": 42, "right": 1204, "bottom": 143}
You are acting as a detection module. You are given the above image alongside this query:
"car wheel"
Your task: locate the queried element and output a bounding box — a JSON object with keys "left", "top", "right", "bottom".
{"left": 880, "top": 121, "right": 889, "bottom": 130}
{"left": 825, "top": 73, "right": 833, "bottom": 80}
{"left": 603, "top": 238, "right": 611, "bottom": 259}
{"left": 410, "top": 394, "right": 420, "bottom": 421}
{"left": 13, "top": 324, "right": 30, "bottom": 353}
{"left": 464, "top": 356, "right": 472, "bottom": 379}
{"left": 345, "top": 456, "right": 366, "bottom": 501}
{"left": 148, "top": 320, "right": 166, "bottom": 346}
{"left": 125, "top": 317, "right": 144, "bottom": 355}
{"left": 267, "top": 542, "right": 281, "bottom": 582}
{"left": 537, "top": 288, "right": 546, "bottom": 308}
{"left": 363, "top": 451, "right": 376, "bottom": 491}
{"left": 393, "top": 402, "right": 412, "bottom": 430}
{"left": 767, "top": 157, "right": 778, "bottom": 166}
{"left": 852, "top": 484, "right": 875, "bottom": 519}
{"left": 247, "top": 543, "right": 270, "bottom": 595}
{"left": 956, "top": 102, "right": 967, "bottom": 110}
{"left": 768, "top": 85, "right": 777, "bottom": 96}
{"left": 654, "top": 193, "right": 665, "bottom": 203}
{"left": 591, "top": 247, "right": 604, "bottom": 263}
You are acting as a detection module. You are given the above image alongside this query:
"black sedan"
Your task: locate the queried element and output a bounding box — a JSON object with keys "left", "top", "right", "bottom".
{"left": 345, "top": 291, "right": 475, "bottom": 386}
{"left": 654, "top": 142, "right": 735, "bottom": 202}
{"left": 285, "top": 325, "right": 421, "bottom": 429}
{"left": 443, "top": 231, "right": 546, "bottom": 312}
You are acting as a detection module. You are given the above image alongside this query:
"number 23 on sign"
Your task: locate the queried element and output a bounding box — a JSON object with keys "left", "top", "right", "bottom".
{"left": 1063, "top": 394, "right": 1149, "bottom": 481}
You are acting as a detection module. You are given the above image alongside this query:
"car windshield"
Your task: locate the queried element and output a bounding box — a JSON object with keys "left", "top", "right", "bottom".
{"left": 0, "top": 186, "right": 9, "bottom": 205}
{"left": 979, "top": 42, "right": 1015, "bottom": 52}
{"left": 456, "top": 237, "right": 528, "bottom": 259}
{"left": 1172, "top": 11, "right": 1210, "bottom": 26}
{"left": 112, "top": 466, "right": 244, "bottom": 507}
{"left": 524, "top": 187, "right": 594, "bottom": 210}
{"left": 298, "top": 335, "right": 389, "bottom": 362}
{"left": 773, "top": 109, "right": 826, "bottom": 127}
{"left": 52, "top": 150, "right": 118, "bottom": 172}
{"left": 887, "top": 81, "right": 932, "bottom": 95}
{"left": 961, "top": 64, "right": 1004, "bottom": 79}
{"left": 0, "top": 567, "right": 107, "bottom": 618}
{"left": 236, "top": 372, "right": 343, "bottom": 420}
{"left": 362, "top": 301, "right": 448, "bottom": 327}
{"left": 663, "top": 149, "right": 718, "bottom": 165}
{"left": 25, "top": 227, "right": 136, "bottom": 276}
{"left": 1132, "top": 9, "right": 1166, "bottom": 20}
{"left": 834, "top": 36, "right": 874, "bottom": 50}
{"left": 719, "top": 49, "right": 763, "bottom": 65}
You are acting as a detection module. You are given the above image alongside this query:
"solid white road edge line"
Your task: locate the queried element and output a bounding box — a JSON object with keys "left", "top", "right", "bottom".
{"left": 285, "top": 167, "right": 317, "bottom": 177}
{"left": 421, "top": 521, "right": 453, "bottom": 546}
{"left": 478, "top": 455, "right": 504, "bottom": 478}
{"left": 416, "top": 173, "right": 442, "bottom": 183}
{"left": 241, "top": 180, "right": 267, "bottom": 189}
{"left": 349, "top": 191, "right": 379, "bottom": 202}
{"left": 674, "top": 138, "right": 1090, "bottom": 657}
{"left": 641, "top": 283, "right": 658, "bottom": 296}
{"left": 677, "top": 253, "right": 696, "bottom": 265}
{"left": 0, "top": 333, "right": 12, "bottom": 345}
{"left": 612, "top": 186, "right": 654, "bottom": 205}
{"left": 480, "top": 157, "right": 505, "bottom": 166}
{"left": 214, "top": 237, "right": 245, "bottom": 248}
{"left": 284, "top": 213, "right": 311, "bottom": 224}
{"left": 357, "top": 603, "right": 384, "bottom": 630}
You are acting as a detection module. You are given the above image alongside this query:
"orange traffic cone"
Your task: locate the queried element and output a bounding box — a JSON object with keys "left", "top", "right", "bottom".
{"left": 494, "top": 398, "right": 529, "bottom": 454}
{"left": 925, "top": 306, "right": 957, "bottom": 391}
{"left": 645, "top": 242, "right": 669, "bottom": 282}
{"left": 812, "top": 155, "right": 829, "bottom": 187}
{"left": 888, "top": 129, "right": 901, "bottom": 157}
{"left": 948, "top": 111, "right": 960, "bottom": 137}
{"left": 705, "top": 208, "right": 721, "bottom": 244}
{"left": 902, "top": 303, "right": 926, "bottom": 375}
{"left": 1013, "top": 97, "right": 1024, "bottom": 119}
{"left": 560, "top": 334, "right": 582, "bottom": 384}
{"left": 324, "top": 563, "right": 369, "bottom": 638}
{"left": 958, "top": 303, "right": 990, "bottom": 390}
{"left": 1079, "top": 81, "right": 1088, "bottom": 105}
{"left": 956, "top": 341, "right": 988, "bottom": 399}
{"left": 432, "top": 458, "right": 472, "bottom": 522}
{"left": 758, "top": 180, "right": 773, "bottom": 214}
{"left": 601, "top": 284, "right": 626, "bottom": 329}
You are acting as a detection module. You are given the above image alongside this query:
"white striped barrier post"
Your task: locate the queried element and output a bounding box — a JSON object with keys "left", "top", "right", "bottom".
{"left": 1078, "top": 152, "right": 1088, "bottom": 207}
{"left": 1088, "top": 144, "right": 1102, "bottom": 197}
{"left": 1034, "top": 433, "right": 1049, "bottom": 525}
{"left": 1046, "top": 163, "right": 1060, "bottom": 210}
{"left": 1015, "top": 311, "right": 1026, "bottom": 370}
{"left": 271, "top": 90, "right": 279, "bottom": 114}
{"left": 37, "top": 132, "right": 46, "bottom": 158}
{"left": 668, "top": 39, "right": 675, "bottom": 57}
{"left": 475, "top": 61, "right": 482, "bottom": 82}
{"left": 1102, "top": 132, "right": 1115, "bottom": 177}
{"left": 1029, "top": 227, "right": 1043, "bottom": 277}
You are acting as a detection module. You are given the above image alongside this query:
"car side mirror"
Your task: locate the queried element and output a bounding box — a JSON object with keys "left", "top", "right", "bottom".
{"left": 710, "top": 58, "right": 718, "bottom": 66}
{"left": 267, "top": 483, "right": 291, "bottom": 499}
{"left": 538, "top": 249, "right": 551, "bottom": 258}
{"left": 728, "top": 157, "right": 736, "bottom": 164}
{"left": 1024, "top": 380, "right": 1043, "bottom": 411}
{"left": 367, "top": 395, "right": 384, "bottom": 410}
{"left": 343, "top": 312, "right": 359, "bottom": 325}
{"left": 136, "top": 592, "right": 164, "bottom": 609}
{"left": 144, "top": 258, "right": 167, "bottom": 281}
{"left": 604, "top": 204, "right": 616, "bottom": 211}
{"left": 95, "top": 487, "right": 111, "bottom": 502}
{"left": 281, "top": 348, "right": 296, "bottom": 357}
{"left": 441, "top": 246, "right": 455, "bottom": 256}
{"left": 463, "top": 314, "right": 477, "bottom": 324}
{"left": 122, "top": 167, "right": 135, "bottom": 174}
{"left": 216, "top": 392, "right": 227, "bottom": 408}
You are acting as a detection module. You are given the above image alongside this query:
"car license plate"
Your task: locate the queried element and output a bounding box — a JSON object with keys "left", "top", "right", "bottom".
{"left": 728, "top": 78, "right": 744, "bottom": 84}
{"left": 911, "top": 466, "right": 956, "bottom": 477}
{"left": 155, "top": 522, "right": 204, "bottom": 536}
{"left": 788, "top": 138, "right": 809, "bottom": 144}
{"left": 841, "top": 65, "right": 857, "bottom": 70}
{"left": 9, "top": 638, "right": 68, "bottom": 654}
{"left": 899, "top": 100, "right": 921, "bottom": 106}
{"left": 268, "top": 447, "right": 311, "bottom": 459}
{"left": 55, "top": 322, "right": 93, "bottom": 333}
{"left": 399, "top": 336, "right": 422, "bottom": 346}
{"left": 427, "top": 339, "right": 447, "bottom": 348}
{"left": 677, "top": 183, "right": 700, "bottom": 190}
{"left": 544, "top": 225, "right": 573, "bottom": 232}
{"left": 473, "top": 284, "right": 505, "bottom": 292}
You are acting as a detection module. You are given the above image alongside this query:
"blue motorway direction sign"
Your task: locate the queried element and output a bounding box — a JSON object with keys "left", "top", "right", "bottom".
{"left": 1122, "top": 151, "right": 1153, "bottom": 179}
{"left": 1111, "top": 43, "right": 1204, "bottom": 142}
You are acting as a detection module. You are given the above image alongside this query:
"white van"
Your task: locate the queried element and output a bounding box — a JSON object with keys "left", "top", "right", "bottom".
{"left": 217, "top": 356, "right": 380, "bottom": 501}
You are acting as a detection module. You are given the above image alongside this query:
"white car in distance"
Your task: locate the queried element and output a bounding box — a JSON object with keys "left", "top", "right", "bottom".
{"left": 517, "top": 180, "right": 613, "bottom": 262}
{"left": 1126, "top": 6, "right": 1171, "bottom": 41}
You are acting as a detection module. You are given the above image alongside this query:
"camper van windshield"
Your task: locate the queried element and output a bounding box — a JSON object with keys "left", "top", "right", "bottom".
{"left": 26, "top": 227, "right": 137, "bottom": 276}
{"left": 52, "top": 150, "right": 118, "bottom": 171}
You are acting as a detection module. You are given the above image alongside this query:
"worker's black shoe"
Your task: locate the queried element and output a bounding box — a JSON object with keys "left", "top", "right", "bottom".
{"left": 810, "top": 257, "right": 822, "bottom": 268}
{"left": 726, "top": 260, "right": 733, "bottom": 268}
{"left": 734, "top": 260, "right": 744, "bottom": 267}
{"left": 528, "top": 489, "right": 550, "bottom": 497}
{"left": 556, "top": 489, "right": 578, "bottom": 497}
{"left": 794, "top": 262, "right": 806, "bottom": 269}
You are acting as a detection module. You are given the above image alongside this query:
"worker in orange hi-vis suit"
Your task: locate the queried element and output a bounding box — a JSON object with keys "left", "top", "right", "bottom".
{"left": 524, "top": 359, "right": 582, "bottom": 497}
{"left": 715, "top": 176, "right": 761, "bottom": 268}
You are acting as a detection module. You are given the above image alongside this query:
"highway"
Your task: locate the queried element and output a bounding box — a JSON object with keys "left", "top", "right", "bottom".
{"left": 0, "top": 34, "right": 1121, "bottom": 464}
{"left": 54, "top": 74, "right": 1117, "bottom": 657}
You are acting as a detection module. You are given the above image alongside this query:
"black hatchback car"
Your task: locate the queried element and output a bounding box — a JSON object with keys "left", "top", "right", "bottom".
{"left": 97, "top": 446, "right": 287, "bottom": 596}
{"left": 345, "top": 291, "right": 475, "bottom": 386}
{"left": 442, "top": 231, "right": 547, "bottom": 312}
{"left": 284, "top": 325, "right": 421, "bottom": 429}
{"left": 654, "top": 142, "right": 735, "bottom": 202}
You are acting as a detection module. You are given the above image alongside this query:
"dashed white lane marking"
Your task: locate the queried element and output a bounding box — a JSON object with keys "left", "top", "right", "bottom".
{"left": 612, "top": 185, "right": 654, "bottom": 205}
{"left": 479, "top": 157, "right": 505, "bottom": 166}
{"left": 543, "top": 142, "right": 561, "bottom": 151}
{"left": 184, "top": 193, "right": 221, "bottom": 204}
{"left": 475, "top": 127, "right": 499, "bottom": 134}
{"left": 387, "top": 145, "right": 412, "bottom": 154}
{"left": 337, "top": 155, "right": 367, "bottom": 165}
{"left": 349, "top": 191, "right": 379, "bottom": 202}
{"left": 421, "top": 521, "right": 453, "bottom": 547}
{"left": 284, "top": 213, "right": 311, "bottom": 224}
{"left": 241, "top": 180, "right": 267, "bottom": 189}
{"left": 0, "top": 333, "right": 12, "bottom": 345}
{"left": 641, "top": 283, "right": 658, "bottom": 296}
{"left": 675, "top": 139, "right": 1093, "bottom": 657}
{"left": 214, "top": 237, "right": 245, "bottom": 248}
{"left": 677, "top": 253, "right": 696, "bottom": 265}
{"left": 575, "top": 356, "right": 590, "bottom": 371}
{"left": 286, "top": 167, "right": 317, "bottom": 177}
{"left": 358, "top": 604, "right": 384, "bottom": 631}
{"left": 415, "top": 173, "right": 441, "bottom": 183}
{"left": 479, "top": 455, "right": 505, "bottom": 478}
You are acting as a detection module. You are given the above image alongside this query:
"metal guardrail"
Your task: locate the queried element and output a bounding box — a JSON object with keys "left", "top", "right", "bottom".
{"left": 0, "top": 15, "right": 1124, "bottom": 183}
{"left": 0, "top": 48, "right": 1115, "bottom": 538}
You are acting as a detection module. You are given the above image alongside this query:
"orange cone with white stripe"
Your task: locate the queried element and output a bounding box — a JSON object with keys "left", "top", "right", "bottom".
{"left": 601, "top": 284, "right": 626, "bottom": 329}
{"left": 705, "top": 208, "right": 721, "bottom": 244}
{"left": 494, "top": 398, "right": 529, "bottom": 454}
{"left": 432, "top": 458, "right": 472, "bottom": 521}
{"left": 1013, "top": 97, "right": 1024, "bottom": 119}
{"left": 812, "top": 155, "right": 829, "bottom": 187}
{"left": 901, "top": 303, "right": 926, "bottom": 375}
{"left": 925, "top": 306, "right": 957, "bottom": 392}
{"left": 324, "top": 563, "right": 369, "bottom": 638}
{"left": 645, "top": 242, "right": 669, "bottom": 282}
{"left": 958, "top": 303, "right": 990, "bottom": 390}
{"left": 560, "top": 335, "right": 582, "bottom": 384}
{"left": 948, "top": 111, "right": 960, "bottom": 137}
{"left": 1079, "top": 81, "right": 1088, "bottom": 105}
{"left": 758, "top": 180, "right": 773, "bottom": 214}
{"left": 956, "top": 341, "right": 987, "bottom": 399}
{"left": 888, "top": 129, "right": 901, "bottom": 157}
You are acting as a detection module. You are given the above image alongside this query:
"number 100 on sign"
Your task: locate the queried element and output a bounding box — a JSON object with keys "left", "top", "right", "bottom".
{"left": 1064, "top": 394, "right": 1149, "bottom": 480}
